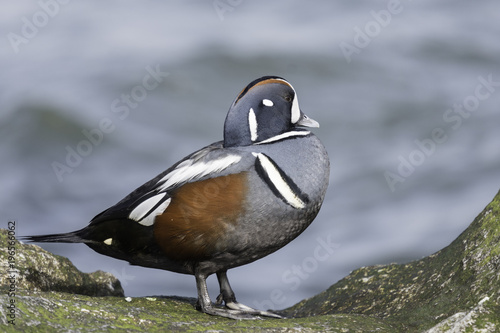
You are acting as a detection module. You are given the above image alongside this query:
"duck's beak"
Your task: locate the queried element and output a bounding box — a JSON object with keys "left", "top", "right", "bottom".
{"left": 296, "top": 112, "right": 320, "bottom": 128}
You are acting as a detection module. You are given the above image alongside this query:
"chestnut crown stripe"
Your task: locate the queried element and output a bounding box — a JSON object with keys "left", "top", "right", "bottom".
{"left": 234, "top": 77, "right": 292, "bottom": 106}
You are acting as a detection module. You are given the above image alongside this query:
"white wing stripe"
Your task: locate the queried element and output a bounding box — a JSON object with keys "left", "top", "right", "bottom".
{"left": 158, "top": 154, "right": 242, "bottom": 191}
{"left": 129, "top": 192, "right": 172, "bottom": 225}
{"left": 138, "top": 198, "right": 171, "bottom": 226}
{"left": 129, "top": 193, "right": 166, "bottom": 221}
{"left": 129, "top": 153, "right": 242, "bottom": 226}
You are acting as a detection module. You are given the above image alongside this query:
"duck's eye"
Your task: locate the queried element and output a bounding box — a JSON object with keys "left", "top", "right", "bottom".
{"left": 283, "top": 95, "right": 292, "bottom": 103}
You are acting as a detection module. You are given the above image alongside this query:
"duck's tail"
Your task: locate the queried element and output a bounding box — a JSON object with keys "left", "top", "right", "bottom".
{"left": 23, "top": 229, "right": 86, "bottom": 243}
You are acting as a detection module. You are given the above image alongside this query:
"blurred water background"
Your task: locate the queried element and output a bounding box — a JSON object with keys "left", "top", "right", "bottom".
{"left": 1, "top": 0, "right": 500, "bottom": 310}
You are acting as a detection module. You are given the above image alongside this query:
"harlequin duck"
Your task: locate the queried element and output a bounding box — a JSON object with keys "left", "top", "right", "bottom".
{"left": 27, "top": 76, "right": 330, "bottom": 319}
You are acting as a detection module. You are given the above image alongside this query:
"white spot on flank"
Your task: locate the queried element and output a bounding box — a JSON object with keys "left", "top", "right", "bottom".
{"left": 129, "top": 193, "right": 171, "bottom": 226}
{"left": 262, "top": 99, "right": 274, "bottom": 107}
{"left": 158, "top": 154, "right": 242, "bottom": 191}
{"left": 104, "top": 238, "right": 113, "bottom": 245}
{"left": 253, "top": 153, "right": 306, "bottom": 209}
{"left": 140, "top": 198, "right": 171, "bottom": 226}
{"left": 248, "top": 108, "right": 258, "bottom": 142}
{"left": 129, "top": 193, "right": 164, "bottom": 220}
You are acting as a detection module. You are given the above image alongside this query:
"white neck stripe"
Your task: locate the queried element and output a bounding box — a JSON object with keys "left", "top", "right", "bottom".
{"left": 255, "top": 130, "right": 310, "bottom": 145}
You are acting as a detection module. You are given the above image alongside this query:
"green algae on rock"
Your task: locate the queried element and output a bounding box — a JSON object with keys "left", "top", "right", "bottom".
{"left": 0, "top": 227, "right": 397, "bottom": 332}
{"left": 1, "top": 189, "right": 499, "bottom": 332}
{"left": 1, "top": 291, "right": 397, "bottom": 333}
{"left": 0, "top": 227, "right": 123, "bottom": 297}
{"left": 285, "top": 189, "right": 500, "bottom": 331}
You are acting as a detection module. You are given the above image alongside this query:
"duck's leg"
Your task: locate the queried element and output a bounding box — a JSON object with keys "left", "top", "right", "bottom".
{"left": 194, "top": 271, "right": 257, "bottom": 320}
{"left": 215, "top": 271, "right": 284, "bottom": 319}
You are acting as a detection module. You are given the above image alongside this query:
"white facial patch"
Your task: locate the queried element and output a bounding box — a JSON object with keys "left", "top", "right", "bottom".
{"left": 129, "top": 192, "right": 171, "bottom": 226}
{"left": 270, "top": 78, "right": 301, "bottom": 124}
{"left": 290, "top": 93, "right": 300, "bottom": 124}
{"left": 253, "top": 152, "right": 306, "bottom": 209}
{"left": 158, "top": 154, "right": 241, "bottom": 191}
{"left": 262, "top": 99, "right": 274, "bottom": 107}
{"left": 103, "top": 238, "right": 113, "bottom": 245}
{"left": 248, "top": 108, "right": 258, "bottom": 142}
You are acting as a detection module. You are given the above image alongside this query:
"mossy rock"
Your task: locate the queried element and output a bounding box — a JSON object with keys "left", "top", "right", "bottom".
{"left": 1, "top": 189, "right": 499, "bottom": 332}
{"left": 285, "top": 189, "right": 500, "bottom": 331}
{"left": 0, "top": 225, "right": 123, "bottom": 297}
{"left": 1, "top": 291, "right": 396, "bottom": 332}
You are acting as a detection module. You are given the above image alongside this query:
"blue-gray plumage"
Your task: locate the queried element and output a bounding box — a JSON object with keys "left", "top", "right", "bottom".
{"left": 25, "top": 76, "right": 330, "bottom": 319}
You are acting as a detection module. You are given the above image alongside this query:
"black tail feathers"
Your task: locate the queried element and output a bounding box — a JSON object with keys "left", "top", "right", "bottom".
{"left": 23, "top": 230, "right": 86, "bottom": 244}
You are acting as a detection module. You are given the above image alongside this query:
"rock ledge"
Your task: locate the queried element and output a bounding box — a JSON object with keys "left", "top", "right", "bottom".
{"left": 1, "top": 189, "right": 499, "bottom": 332}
